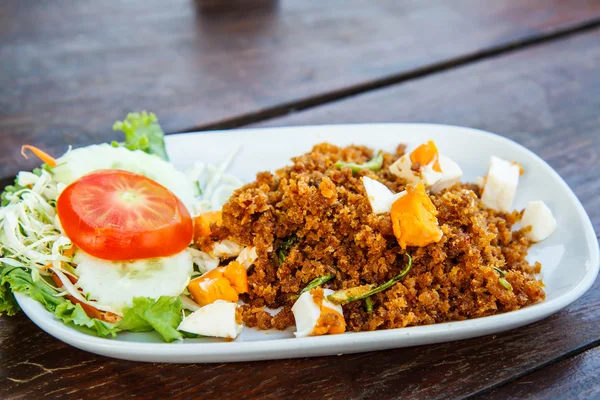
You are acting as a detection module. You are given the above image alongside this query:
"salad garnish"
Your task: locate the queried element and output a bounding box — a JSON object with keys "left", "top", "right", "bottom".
{"left": 112, "top": 111, "right": 169, "bottom": 161}
{"left": 0, "top": 111, "right": 244, "bottom": 342}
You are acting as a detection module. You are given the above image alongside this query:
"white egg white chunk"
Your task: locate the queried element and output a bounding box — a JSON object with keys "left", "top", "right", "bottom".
{"left": 292, "top": 289, "right": 344, "bottom": 338}
{"left": 481, "top": 156, "right": 520, "bottom": 212}
{"left": 74, "top": 249, "right": 193, "bottom": 312}
{"left": 188, "top": 247, "right": 220, "bottom": 273}
{"left": 362, "top": 176, "right": 406, "bottom": 214}
{"left": 389, "top": 152, "right": 458, "bottom": 191}
{"left": 52, "top": 144, "right": 198, "bottom": 213}
{"left": 389, "top": 154, "right": 421, "bottom": 184}
{"left": 236, "top": 246, "right": 258, "bottom": 269}
{"left": 521, "top": 201, "right": 557, "bottom": 242}
{"left": 419, "top": 164, "right": 444, "bottom": 187}
{"left": 210, "top": 239, "right": 244, "bottom": 258}
{"left": 178, "top": 300, "right": 242, "bottom": 339}
{"left": 474, "top": 176, "right": 486, "bottom": 187}
{"left": 430, "top": 155, "right": 463, "bottom": 194}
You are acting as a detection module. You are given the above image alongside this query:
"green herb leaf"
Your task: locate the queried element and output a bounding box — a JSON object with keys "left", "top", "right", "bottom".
{"left": 328, "top": 254, "right": 412, "bottom": 304}
{"left": 327, "top": 284, "right": 375, "bottom": 304}
{"left": 365, "top": 296, "right": 373, "bottom": 313}
{"left": 300, "top": 275, "right": 335, "bottom": 294}
{"left": 493, "top": 267, "right": 512, "bottom": 290}
{"left": 499, "top": 277, "right": 513, "bottom": 291}
{"left": 112, "top": 111, "right": 169, "bottom": 161}
{"left": 277, "top": 235, "right": 299, "bottom": 265}
{"left": 334, "top": 152, "right": 384, "bottom": 173}
{"left": 118, "top": 296, "right": 183, "bottom": 342}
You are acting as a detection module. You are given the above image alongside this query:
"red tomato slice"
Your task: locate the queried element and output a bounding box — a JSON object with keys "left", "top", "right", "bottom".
{"left": 57, "top": 170, "right": 193, "bottom": 261}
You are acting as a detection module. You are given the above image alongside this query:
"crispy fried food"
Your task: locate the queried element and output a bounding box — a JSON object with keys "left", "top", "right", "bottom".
{"left": 223, "top": 143, "right": 545, "bottom": 331}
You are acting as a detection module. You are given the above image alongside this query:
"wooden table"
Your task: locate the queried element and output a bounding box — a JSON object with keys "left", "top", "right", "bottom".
{"left": 1, "top": 1, "right": 599, "bottom": 398}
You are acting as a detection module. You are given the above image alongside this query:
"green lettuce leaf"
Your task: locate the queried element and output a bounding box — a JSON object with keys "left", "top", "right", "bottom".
{"left": 118, "top": 296, "right": 183, "bottom": 342}
{"left": 54, "top": 302, "right": 119, "bottom": 338}
{"left": 1, "top": 268, "right": 118, "bottom": 337}
{"left": 1, "top": 267, "right": 182, "bottom": 341}
{"left": 0, "top": 279, "right": 19, "bottom": 316}
{"left": 2, "top": 268, "right": 63, "bottom": 313}
{"left": 112, "top": 111, "right": 169, "bottom": 161}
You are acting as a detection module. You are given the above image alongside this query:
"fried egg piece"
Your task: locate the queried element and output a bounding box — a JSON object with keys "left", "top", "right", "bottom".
{"left": 210, "top": 240, "right": 243, "bottom": 258}
{"left": 362, "top": 176, "right": 406, "bottom": 214}
{"left": 521, "top": 201, "right": 557, "bottom": 242}
{"left": 73, "top": 249, "right": 193, "bottom": 313}
{"left": 178, "top": 300, "right": 243, "bottom": 339}
{"left": 236, "top": 246, "right": 258, "bottom": 269}
{"left": 390, "top": 182, "right": 443, "bottom": 248}
{"left": 481, "top": 156, "right": 520, "bottom": 212}
{"left": 292, "top": 288, "right": 346, "bottom": 338}
{"left": 187, "top": 261, "right": 248, "bottom": 307}
{"left": 389, "top": 154, "right": 432, "bottom": 185}
{"left": 389, "top": 142, "right": 462, "bottom": 192}
{"left": 430, "top": 155, "right": 463, "bottom": 194}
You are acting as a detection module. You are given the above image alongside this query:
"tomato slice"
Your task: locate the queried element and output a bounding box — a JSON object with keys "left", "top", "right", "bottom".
{"left": 57, "top": 170, "right": 193, "bottom": 260}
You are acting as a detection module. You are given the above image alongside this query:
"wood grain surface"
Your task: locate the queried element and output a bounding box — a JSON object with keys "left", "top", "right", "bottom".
{"left": 254, "top": 28, "right": 600, "bottom": 235}
{"left": 1, "top": 12, "right": 599, "bottom": 399}
{"left": 478, "top": 346, "right": 600, "bottom": 400}
{"left": 2, "top": 0, "right": 600, "bottom": 179}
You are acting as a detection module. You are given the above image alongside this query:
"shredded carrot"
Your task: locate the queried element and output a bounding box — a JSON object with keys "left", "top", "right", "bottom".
{"left": 40, "top": 263, "right": 53, "bottom": 271}
{"left": 21, "top": 145, "right": 57, "bottom": 167}
{"left": 63, "top": 246, "right": 76, "bottom": 258}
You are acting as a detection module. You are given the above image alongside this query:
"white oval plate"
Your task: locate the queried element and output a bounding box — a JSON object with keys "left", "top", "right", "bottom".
{"left": 16, "top": 124, "right": 599, "bottom": 363}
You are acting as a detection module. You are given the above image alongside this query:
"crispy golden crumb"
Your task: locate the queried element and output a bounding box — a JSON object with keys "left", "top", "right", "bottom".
{"left": 223, "top": 143, "right": 545, "bottom": 331}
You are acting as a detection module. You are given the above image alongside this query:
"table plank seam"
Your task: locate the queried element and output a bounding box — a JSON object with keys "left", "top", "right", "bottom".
{"left": 174, "top": 17, "right": 600, "bottom": 133}
{"left": 462, "top": 339, "right": 600, "bottom": 399}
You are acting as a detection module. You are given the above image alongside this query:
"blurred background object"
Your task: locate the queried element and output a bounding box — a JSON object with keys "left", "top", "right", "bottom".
{"left": 195, "top": 0, "right": 278, "bottom": 12}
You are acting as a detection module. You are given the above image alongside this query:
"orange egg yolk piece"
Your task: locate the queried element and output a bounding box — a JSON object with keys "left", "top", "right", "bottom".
{"left": 223, "top": 261, "right": 249, "bottom": 294}
{"left": 193, "top": 211, "right": 223, "bottom": 240}
{"left": 410, "top": 140, "right": 442, "bottom": 172}
{"left": 313, "top": 305, "right": 346, "bottom": 335}
{"left": 193, "top": 211, "right": 224, "bottom": 253}
{"left": 187, "top": 261, "right": 248, "bottom": 306}
{"left": 390, "top": 182, "right": 443, "bottom": 248}
{"left": 310, "top": 288, "right": 346, "bottom": 336}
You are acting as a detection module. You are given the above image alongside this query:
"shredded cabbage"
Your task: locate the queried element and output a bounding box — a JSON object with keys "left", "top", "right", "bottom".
{"left": 0, "top": 120, "right": 247, "bottom": 341}
{"left": 0, "top": 170, "right": 119, "bottom": 320}
{"left": 188, "top": 149, "right": 244, "bottom": 214}
{"left": 0, "top": 169, "right": 71, "bottom": 273}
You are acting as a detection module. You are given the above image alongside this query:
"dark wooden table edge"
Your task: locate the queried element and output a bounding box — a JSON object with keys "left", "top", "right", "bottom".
{"left": 181, "top": 17, "right": 600, "bottom": 132}
{"left": 465, "top": 339, "right": 600, "bottom": 398}
{"left": 2, "top": 17, "right": 598, "bottom": 193}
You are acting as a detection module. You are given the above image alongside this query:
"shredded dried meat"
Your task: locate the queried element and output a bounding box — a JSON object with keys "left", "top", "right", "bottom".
{"left": 221, "top": 143, "right": 545, "bottom": 331}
